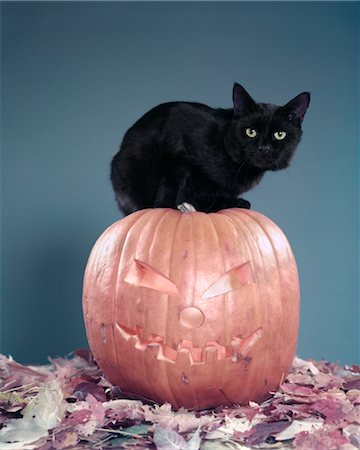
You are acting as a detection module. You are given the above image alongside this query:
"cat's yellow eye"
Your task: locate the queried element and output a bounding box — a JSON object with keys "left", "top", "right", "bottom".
{"left": 245, "top": 128, "right": 257, "bottom": 138}
{"left": 274, "top": 131, "right": 287, "bottom": 141}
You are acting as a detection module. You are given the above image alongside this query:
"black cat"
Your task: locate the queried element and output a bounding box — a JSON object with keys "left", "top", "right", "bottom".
{"left": 111, "top": 83, "right": 310, "bottom": 215}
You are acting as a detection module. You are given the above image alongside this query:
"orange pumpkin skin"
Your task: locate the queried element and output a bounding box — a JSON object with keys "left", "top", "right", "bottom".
{"left": 82, "top": 208, "right": 300, "bottom": 410}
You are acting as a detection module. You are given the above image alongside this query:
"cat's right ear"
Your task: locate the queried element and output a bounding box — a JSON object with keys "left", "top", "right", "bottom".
{"left": 233, "top": 83, "right": 256, "bottom": 118}
{"left": 284, "top": 92, "right": 310, "bottom": 122}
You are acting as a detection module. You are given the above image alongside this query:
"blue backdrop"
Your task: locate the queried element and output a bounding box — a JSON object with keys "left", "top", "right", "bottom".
{"left": 1, "top": 2, "right": 359, "bottom": 365}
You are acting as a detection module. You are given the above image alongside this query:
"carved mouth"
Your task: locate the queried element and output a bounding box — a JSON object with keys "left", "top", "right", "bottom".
{"left": 115, "top": 322, "right": 263, "bottom": 366}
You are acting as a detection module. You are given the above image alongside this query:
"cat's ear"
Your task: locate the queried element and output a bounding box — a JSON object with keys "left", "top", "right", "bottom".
{"left": 233, "top": 83, "right": 256, "bottom": 117}
{"left": 284, "top": 92, "right": 310, "bottom": 122}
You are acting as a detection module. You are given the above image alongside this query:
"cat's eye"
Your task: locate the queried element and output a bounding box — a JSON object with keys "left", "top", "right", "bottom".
{"left": 245, "top": 128, "right": 257, "bottom": 139}
{"left": 274, "top": 131, "right": 287, "bottom": 141}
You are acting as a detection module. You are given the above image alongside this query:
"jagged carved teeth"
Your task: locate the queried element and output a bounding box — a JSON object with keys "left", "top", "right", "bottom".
{"left": 231, "top": 327, "right": 263, "bottom": 357}
{"left": 115, "top": 323, "right": 263, "bottom": 365}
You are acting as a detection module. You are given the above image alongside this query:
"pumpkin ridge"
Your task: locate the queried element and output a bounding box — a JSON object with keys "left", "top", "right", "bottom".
{"left": 109, "top": 322, "right": 124, "bottom": 387}
{"left": 140, "top": 209, "right": 178, "bottom": 403}
{"left": 263, "top": 218, "right": 299, "bottom": 388}
{"left": 160, "top": 210, "right": 185, "bottom": 407}
{"left": 115, "top": 209, "right": 159, "bottom": 332}
{"left": 221, "top": 210, "right": 274, "bottom": 401}
{"left": 178, "top": 212, "right": 199, "bottom": 407}
{"left": 84, "top": 212, "right": 145, "bottom": 388}
{"left": 240, "top": 211, "right": 298, "bottom": 356}
{"left": 248, "top": 213, "right": 283, "bottom": 401}
{"left": 201, "top": 213, "right": 243, "bottom": 401}
{"left": 116, "top": 210, "right": 164, "bottom": 396}
{"left": 207, "top": 213, "right": 230, "bottom": 352}
{"left": 100, "top": 214, "right": 142, "bottom": 379}
{"left": 230, "top": 210, "right": 298, "bottom": 399}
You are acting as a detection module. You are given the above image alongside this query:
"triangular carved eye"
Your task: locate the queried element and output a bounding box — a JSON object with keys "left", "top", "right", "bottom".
{"left": 124, "top": 259, "right": 179, "bottom": 296}
{"left": 202, "top": 261, "right": 254, "bottom": 299}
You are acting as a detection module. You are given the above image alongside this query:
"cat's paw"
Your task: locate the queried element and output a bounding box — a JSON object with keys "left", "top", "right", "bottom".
{"left": 235, "top": 198, "right": 251, "bottom": 209}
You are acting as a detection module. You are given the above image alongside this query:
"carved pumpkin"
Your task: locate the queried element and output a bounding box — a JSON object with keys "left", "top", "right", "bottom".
{"left": 82, "top": 208, "right": 299, "bottom": 410}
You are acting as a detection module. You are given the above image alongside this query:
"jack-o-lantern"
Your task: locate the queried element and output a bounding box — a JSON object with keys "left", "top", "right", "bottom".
{"left": 82, "top": 207, "right": 299, "bottom": 410}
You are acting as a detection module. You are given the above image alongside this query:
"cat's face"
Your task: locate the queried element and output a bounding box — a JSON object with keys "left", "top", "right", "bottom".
{"left": 229, "top": 84, "right": 310, "bottom": 171}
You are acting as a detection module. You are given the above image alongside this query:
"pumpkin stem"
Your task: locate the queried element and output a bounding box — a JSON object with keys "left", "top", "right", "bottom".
{"left": 177, "top": 202, "right": 197, "bottom": 213}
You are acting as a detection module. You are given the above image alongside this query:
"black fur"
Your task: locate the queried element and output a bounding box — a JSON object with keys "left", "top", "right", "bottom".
{"left": 111, "top": 83, "right": 310, "bottom": 214}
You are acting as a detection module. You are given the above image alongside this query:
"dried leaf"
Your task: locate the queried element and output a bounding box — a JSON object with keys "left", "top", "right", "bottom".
{"left": 200, "top": 441, "right": 233, "bottom": 450}
{"left": 0, "top": 379, "right": 65, "bottom": 447}
{"left": 73, "top": 381, "right": 107, "bottom": 402}
{"left": 244, "top": 421, "right": 290, "bottom": 446}
{"left": 51, "top": 431, "right": 79, "bottom": 449}
{"left": 310, "top": 394, "right": 353, "bottom": 423}
{"left": 293, "top": 427, "right": 348, "bottom": 450}
{"left": 144, "top": 403, "right": 209, "bottom": 433}
{"left": 292, "top": 357, "right": 320, "bottom": 375}
{"left": 104, "top": 398, "right": 145, "bottom": 423}
{"left": 344, "top": 378, "right": 360, "bottom": 391}
{"left": 187, "top": 428, "right": 201, "bottom": 450}
{"left": 280, "top": 382, "right": 314, "bottom": 397}
{"left": 0, "top": 355, "right": 51, "bottom": 392}
{"left": 153, "top": 426, "right": 188, "bottom": 450}
{"left": 85, "top": 393, "right": 105, "bottom": 423}
{"left": 274, "top": 419, "right": 324, "bottom": 441}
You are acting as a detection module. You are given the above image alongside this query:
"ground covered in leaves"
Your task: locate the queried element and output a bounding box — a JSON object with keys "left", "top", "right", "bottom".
{"left": 0, "top": 350, "right": 359, "bottom": 449}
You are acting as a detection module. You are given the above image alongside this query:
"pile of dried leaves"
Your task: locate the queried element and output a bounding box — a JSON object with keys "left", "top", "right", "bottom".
{"left": 0, "top": 350, "right": 358, "bottom": 449}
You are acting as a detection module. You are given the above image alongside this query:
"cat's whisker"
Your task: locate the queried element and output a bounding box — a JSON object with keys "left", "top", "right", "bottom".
{"left": 282, "top": 168, "right": 292, "bottom": 181}
{"left": 292, "top": 160, "right": 310, "bottom": 176}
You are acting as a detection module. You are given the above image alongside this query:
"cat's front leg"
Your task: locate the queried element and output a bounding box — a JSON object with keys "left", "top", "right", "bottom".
{"left": 234, "top": 198, "right": 251, "bottom": 209}
{"left": 208, "top": 197, "right": 251, "bottom": 211}
{"left": 153, "top": 177, "right": 180, "bottom": 208}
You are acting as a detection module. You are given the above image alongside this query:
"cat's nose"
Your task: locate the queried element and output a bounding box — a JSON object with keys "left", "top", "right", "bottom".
{"left": 258, "top": 145, "right": 271, "bottom": 153}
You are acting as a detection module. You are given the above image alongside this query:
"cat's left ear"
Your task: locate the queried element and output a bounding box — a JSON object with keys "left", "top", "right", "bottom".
{"left": 284, "top": 92, "right": 310, "bottom": 122}
{"left": 233, "top": 83, "right": 256, "bottom": 117}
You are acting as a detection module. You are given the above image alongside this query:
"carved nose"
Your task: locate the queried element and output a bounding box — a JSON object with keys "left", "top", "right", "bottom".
{"left": 179, "top": 307, "right": 205, "bottom": 329}
{"left": 258, "top": 145, "right": 271, "bottom": 153}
